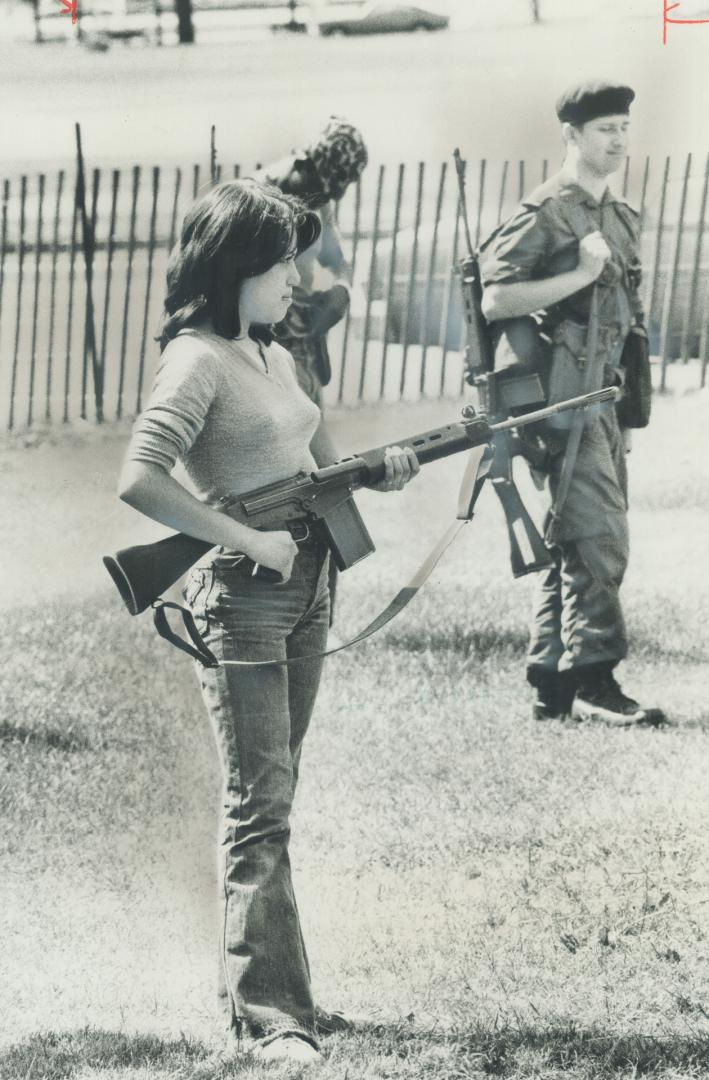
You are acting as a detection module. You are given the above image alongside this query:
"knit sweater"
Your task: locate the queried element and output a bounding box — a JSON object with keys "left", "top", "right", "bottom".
{"left": 126, "top": 328, "right": 321, "bottom": 503}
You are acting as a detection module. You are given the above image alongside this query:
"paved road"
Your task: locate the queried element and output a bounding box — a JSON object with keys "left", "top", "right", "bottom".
{"left": 0, "top": 4, "right": 706, "bottom": 175}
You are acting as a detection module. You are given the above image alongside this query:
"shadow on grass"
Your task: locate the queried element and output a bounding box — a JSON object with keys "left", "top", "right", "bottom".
{"left": 0, "top": 721, "right": 94, "bottom": 752}
{"left": 7, "top": 1022, "right": 709, "bottom": 1078}
{"left": 347, "top": 1021, "right": 709, "bottom": 1076}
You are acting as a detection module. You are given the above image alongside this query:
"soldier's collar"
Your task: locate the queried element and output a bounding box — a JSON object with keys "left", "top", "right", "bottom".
{"left": 556, "top": 178, "right": 618, "bottom": 209}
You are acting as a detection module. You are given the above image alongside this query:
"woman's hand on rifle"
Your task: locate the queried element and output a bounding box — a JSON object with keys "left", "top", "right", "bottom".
{"left": 245, "top": 530, "right": 299, "bottom": 582}
{"left": 366, "top": 445, "right": 420, "bottom": 492}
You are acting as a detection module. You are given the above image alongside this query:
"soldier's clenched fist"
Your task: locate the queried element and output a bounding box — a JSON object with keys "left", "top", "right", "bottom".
{"left": 577, "top": 231, "right": 612, "bottom": 282}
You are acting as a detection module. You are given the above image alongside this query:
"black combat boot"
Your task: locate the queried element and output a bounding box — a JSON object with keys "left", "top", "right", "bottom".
{"left": 527, "top": 668, "right": 576, "bottom": 722}
{"left": 571, "top": 663, "right": 666, "bottom": 727}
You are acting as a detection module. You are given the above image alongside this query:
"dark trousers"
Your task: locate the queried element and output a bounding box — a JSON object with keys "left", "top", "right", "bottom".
{"left": 527, "top": 404, "right": 629, "bottom": 679}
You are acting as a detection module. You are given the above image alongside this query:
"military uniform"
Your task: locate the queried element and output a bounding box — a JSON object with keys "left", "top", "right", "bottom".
{"left": 480, "top": 174, "right": 644, "bottom": 703}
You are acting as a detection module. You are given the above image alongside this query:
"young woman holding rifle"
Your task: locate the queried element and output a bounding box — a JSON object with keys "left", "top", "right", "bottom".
{"left": 117, "top": 179, "right": 418, "bottom": 1063}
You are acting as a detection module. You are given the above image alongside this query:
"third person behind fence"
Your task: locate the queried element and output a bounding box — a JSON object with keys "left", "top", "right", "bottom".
{"left": 480, "top": 80, "right": 664, "bottom": 728}
{"left": 255, "top": 116, "right": 368, "bottom": 633}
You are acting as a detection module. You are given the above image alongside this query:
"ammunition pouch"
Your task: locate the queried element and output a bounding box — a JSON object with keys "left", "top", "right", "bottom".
{"left": 488, "top": 315, "right": 549, "bottom": 416}
{"left": 616, "top": 324, "right": 652, "bottom": 429}
{"left": 545, "top": 320, "right": 622, "bottom": 432}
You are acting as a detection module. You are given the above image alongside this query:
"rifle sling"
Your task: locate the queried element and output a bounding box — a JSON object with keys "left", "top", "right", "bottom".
{"left": 545, "top": 285, "right": 601, "bottom": 545}
{"left": 153, "top": 601, "right": 221, "bottom": 668}
{"left": 151, "top": 444, "right": 493, "bottom": 669}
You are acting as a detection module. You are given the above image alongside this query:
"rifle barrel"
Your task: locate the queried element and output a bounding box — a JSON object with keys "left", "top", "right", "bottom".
{"left": 489, "top": 386, "right": 619, "bottom": 435}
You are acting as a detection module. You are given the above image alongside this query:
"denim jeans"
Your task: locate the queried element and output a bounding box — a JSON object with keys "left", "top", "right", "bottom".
{"left": 183, "top": 536, "right": 330, "bottom": 1045}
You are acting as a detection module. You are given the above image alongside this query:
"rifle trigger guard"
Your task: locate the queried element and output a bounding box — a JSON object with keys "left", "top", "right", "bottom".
{"left": 289, "top": 521, "right": 310, "bottom": 543}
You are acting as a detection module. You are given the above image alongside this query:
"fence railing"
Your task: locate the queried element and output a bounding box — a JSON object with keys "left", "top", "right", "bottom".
{"left": 1, "top": 153, "right": 707, "bottom": 431}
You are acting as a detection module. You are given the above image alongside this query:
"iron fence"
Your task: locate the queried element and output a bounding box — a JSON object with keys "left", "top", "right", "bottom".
{"left": 0, "top": 152, "right": 707, "bottom": 431}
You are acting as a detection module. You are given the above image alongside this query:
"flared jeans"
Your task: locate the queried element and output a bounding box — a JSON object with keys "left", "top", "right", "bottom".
{"left": 184, "top": 537, "right": 330, "bottom": 1045}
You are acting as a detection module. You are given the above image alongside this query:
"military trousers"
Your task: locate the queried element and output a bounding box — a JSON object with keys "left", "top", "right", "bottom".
{"left": 527, "top": 402, "right": 629, "bottom": 678}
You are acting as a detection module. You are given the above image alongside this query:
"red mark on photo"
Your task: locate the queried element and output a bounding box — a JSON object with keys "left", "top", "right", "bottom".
{"left": 663, "top": 0, "right": 709, "bottom": 43}
{"left": 59, "top": 0, "right": 77, "bottom": 24}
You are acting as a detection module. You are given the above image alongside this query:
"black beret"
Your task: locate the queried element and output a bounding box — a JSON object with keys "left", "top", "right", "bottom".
{"left": 556, "top": 81, "right": 635, "bottom": 125}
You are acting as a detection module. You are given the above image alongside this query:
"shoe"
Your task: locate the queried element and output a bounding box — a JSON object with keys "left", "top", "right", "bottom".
{"left": 636, "top": 707, "right": 669, "bottom": 727}
{"left": 255, "top": 1034, "right": 321, "bottom": 1063}
{"left": 315, "top": 1006, "right": 352, "bottom": 1035}
{"left": 572, "top": 667, "right": 648, "bottom": 727}
{"left": 528, "top": 669, "right": 575, "bottom": 722}
{"left": 532, "top": 698, "right": 566, "bottom": 722}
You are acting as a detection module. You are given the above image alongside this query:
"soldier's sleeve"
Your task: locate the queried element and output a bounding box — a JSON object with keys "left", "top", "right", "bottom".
{"left": 479, "top": 202, "right": 550, "bottom": 286}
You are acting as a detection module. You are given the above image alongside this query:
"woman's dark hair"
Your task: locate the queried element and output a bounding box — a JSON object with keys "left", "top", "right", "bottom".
{"left": 160, "top": 179, "right": 321, "bottom": 350}
{"left": 277, "top": 158, "right": 329, "bottom": 209}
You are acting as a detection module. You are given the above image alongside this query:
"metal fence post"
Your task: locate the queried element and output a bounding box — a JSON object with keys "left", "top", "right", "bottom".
{"left": 136, "top": 166, "right": 161, "bottom": 414}
{"left": 357, "top": 164, "right": 384, "bottom": 403}
{"left": 638, "top": 155, "right": 650, "bottom": 232}
{"left": 420, "top": 161, "right": 446, "bottom": 392}
{"left": 399, "top": 161, "right": 424, "bottom": 397}
{"left": 645, "top": 155, "right": 670, "bottom": 319}
{"left": 8, "top": 176, "right": 27, "bottom": 431}
{"left": 117, "top": 166, "right": 141, "bottom": 420}
{"left": 99, "top": 169, "right": 121, "bottom": 413}
{"left": 27, "top": 173, "right": 45, "bottom": 428}
{"left": 0, "top": 180, "right": 10, "bottom": 393}
{"left": 659, "top": 153, "right": 691, "bottom": 389}
{"left": 379, "top": 163, "right": 404, "bottom": 400}
{"left": 63, "top": 183, "right": 79, "bottom": 423}
{"left": 680, "top": 151, "right": 709, "bottom": 365}
{"left": 338, "top": 173, "right": 361, "bottom": 390}
{"left": 168, "top": 166, "right": 182, "bottom": 251}
{"left": 496, "top": 160, "right": 508, "bottom": 225}
{"left": 210, "top": 125, "right": 217, "bottom": 185}
{"left": 45, "top": 170, "right": 65, "bottom": 421}
{"left": 700, "top": 271, "right": 709, "bottom": 388}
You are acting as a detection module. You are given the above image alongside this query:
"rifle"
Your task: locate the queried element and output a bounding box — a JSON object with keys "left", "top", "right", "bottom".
{"left": 453, "top": 149, "right": 552, "bottom": 577}
{"left": 104, "top": 388, "right": 618, "bottom": 618}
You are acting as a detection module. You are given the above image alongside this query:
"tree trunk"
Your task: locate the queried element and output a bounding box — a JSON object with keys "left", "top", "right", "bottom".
{"left": 531, "top": 0, "right": 541, "bottom": 22}
{"left": 175, "top": 0, "right": 195, "bottom": 43}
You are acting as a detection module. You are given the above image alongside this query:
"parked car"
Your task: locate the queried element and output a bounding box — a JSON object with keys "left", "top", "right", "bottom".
{"left": 318, "top": 3, "right": 449, "bottom": 36}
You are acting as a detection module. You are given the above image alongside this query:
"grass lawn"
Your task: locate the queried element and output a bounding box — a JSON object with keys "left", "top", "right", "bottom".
{"left": 1, "top": 383, "right": 708, "bottom": 1078}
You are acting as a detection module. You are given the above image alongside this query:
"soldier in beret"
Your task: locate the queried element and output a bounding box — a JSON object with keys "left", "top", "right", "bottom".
{"left": 480, "top": 81, "right": 663, "bottom": 727}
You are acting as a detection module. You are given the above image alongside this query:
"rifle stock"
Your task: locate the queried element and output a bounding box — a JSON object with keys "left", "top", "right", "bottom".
{"left": 104, "top": 534, "right": 213, "bottom": 616}
{"left": 491, "top": 480, "right": 551, "bottom": 578}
